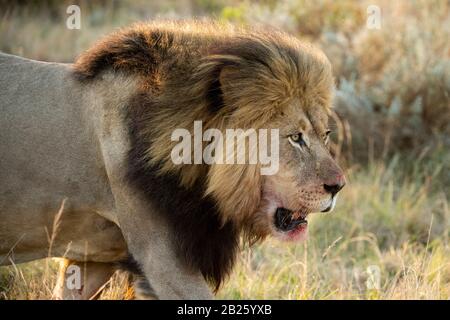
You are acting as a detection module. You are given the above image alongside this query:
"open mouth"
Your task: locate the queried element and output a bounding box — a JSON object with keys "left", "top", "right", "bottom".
{"left": 274, "top": 207, "right": 308, "bottom": 232}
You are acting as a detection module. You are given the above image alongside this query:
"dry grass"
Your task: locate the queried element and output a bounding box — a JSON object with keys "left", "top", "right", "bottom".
{"left": 220, "top": 154, "right": 449, "bottom": 299}
{"left": 0, "top": 0, "right": 448, "bottom": 299}
{"left": 1, "top": 153, "right": 448, "bottom": 300}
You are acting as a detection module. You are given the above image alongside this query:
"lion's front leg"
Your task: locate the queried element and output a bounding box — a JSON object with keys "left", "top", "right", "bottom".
{"left": 52, "top": 259, "right": 116, "bottom": 300}
{"left": 96, "top": 106, "right": 212, "bottom": 299}
{"left": 113, "top": 190, "right": 213, "bottom": 300}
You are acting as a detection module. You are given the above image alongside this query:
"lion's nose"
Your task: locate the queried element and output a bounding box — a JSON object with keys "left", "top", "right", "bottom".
{"left": 323, "top": 175, "right": 346, "bottom": 196}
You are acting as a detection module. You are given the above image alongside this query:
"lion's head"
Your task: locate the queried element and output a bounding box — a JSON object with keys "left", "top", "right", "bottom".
{"left": 197, "top": 29, "right": 346, "bottom": 243}
{"left": 254, "top": 104, "right": 345, "bottom": 242}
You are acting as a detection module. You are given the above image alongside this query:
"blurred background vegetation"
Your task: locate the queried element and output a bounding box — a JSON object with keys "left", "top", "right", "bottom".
{"left": 0, "top": 0, "right": 449, "bottom": 299}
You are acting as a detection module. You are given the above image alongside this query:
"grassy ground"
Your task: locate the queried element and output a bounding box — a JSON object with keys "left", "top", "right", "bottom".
{"left": 2, "top": 150, "right": 448, "bottom": 299}
{"left": 0, "top": 0, "right": 448, "bottom": 299}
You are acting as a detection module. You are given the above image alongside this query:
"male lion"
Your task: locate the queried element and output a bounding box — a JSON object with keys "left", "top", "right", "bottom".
{"left": 0, "top": 21, "right": 345, "bottom": 299}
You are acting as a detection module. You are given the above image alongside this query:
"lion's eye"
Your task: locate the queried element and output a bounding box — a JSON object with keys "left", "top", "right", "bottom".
{"left": 289, "top": 133, "right": 306, "bottom": 147}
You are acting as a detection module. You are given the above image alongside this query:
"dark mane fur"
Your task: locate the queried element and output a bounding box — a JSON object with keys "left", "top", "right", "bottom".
{"left": 125, "top": 94, "right": 240, "bottom": 291}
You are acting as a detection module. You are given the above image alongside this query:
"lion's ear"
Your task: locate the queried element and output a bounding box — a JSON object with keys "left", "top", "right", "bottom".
{"left": 218, "top": 66, "right": 236, "bottom": 89}
{"left": 205, "top": 66, "right": 226, "bottom": 113}
{"left": 193, "top": 55, "right": 242, "bottom": 113}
